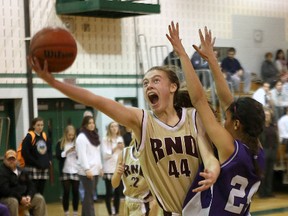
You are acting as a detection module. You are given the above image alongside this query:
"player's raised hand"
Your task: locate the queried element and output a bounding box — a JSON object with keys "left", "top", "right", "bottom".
{"left": 112, "top": 152, "right": 125, "bottom": 188}
{"left": 116, "top": 161, "right": 125, "bottom": 175}
{"left": 166, "top": 21, "right": 186, "bottom": 57}
{"left": 193, "top": 27, "right": 216, "bottom": 62}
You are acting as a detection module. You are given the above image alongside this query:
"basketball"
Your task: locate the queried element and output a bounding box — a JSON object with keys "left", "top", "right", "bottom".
{"left": 29, "top": 27, "right": 77, "bottom": 73}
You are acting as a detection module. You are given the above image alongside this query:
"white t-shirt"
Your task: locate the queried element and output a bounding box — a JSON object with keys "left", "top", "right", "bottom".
{"left": 101, "top": 135, "right": 124, "bottom": 173}
{"left": 278, "top": 115, "right": 288, "bottom": 140}
{"left": 76, "top": 133, "right": 103, "bottom": 176}
{"left": 61, "top": 142, "right": 79, "bottom": 174}
{"left": 252, "top": 88, "right": 270, "bottom": 106}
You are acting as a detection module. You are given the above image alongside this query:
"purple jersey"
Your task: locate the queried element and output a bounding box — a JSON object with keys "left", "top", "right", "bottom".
{"left": 183, "top": 140, "right": 265, "bottom": 216}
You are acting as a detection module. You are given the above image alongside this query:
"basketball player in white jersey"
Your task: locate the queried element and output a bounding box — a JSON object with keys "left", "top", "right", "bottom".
{"left": 112, "top": 139, "right": 158, "bottom": 216}
{"left": 167, "top": 22, "right": 265, "bottom": 215}
{"left": 29, "top": 43, "right": 220, "bottom": 214}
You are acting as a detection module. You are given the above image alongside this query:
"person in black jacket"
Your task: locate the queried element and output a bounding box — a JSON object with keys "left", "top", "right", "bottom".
{"left": 0, "top": 149, "right": 47, "bottom": 216}
{"left": 221, "top": 47, "right": 251, "bottom": 93}
{"left": 22, "top": 117, "right": 52, "bottom": 195}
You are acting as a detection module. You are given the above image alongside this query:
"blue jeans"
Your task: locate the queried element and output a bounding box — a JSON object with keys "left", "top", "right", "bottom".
{"left": 79, "top": 179, "right": 98, "bottom": 202}
{"left": 79, "top": 175, "right": 98, "bottom": 216}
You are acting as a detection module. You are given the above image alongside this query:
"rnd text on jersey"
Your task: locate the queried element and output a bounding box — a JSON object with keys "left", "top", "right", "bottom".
{"left": 150, "top": 136, "right": 199, "bottom": 178}
{"left": 150, "top": 135, "right": 198, "bottom": 163}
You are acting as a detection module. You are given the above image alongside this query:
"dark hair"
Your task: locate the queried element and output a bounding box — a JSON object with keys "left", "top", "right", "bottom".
{"left": 174, "top": 82, "right": 218, "bottom": 116}
{"left": 227, "top": 47, "right": 236, "bottom": 53}
{"left": 261, "top": 81, "right": 270, "bottom": 86}
{"left": 81, "top": 116, "right": 94, "bottom": 128}
{"left": 174, "top": 88, "right": 193, "bottom": 108}
{"left": 275, "top": 49, "right": 285, "bottom": 60}
{"left": 80, "top": 115, "right": 100, "bottom": 146}
{"left": 227, "top": 97, "right": 265, "bottom": 176}
{"left": 274, "top": 79, "right": 283, "bottom": 86}
{"left": 28, "top": 117, "right": 44, "bottom": 131}
{"left": 228, "top": 97, "right": 264, "bottom": 138}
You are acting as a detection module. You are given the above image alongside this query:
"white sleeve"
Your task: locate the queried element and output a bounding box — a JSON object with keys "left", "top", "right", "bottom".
{"left": 101, "top": 137, "right": 112, "bottom": 160}
{"left": 61, "top": 144, "right": 70, "bottom": 158}
{"left": 97, "top": 146, "right": 103, "bottom": 169}
{"left": 61, "top": 151, "right": 67, "bottom": 158}
{"left": 275, "top": 60, "right": 282, "bottom": 71}
{"left": 76, "top": 133, "right": 90, "bottom": 170}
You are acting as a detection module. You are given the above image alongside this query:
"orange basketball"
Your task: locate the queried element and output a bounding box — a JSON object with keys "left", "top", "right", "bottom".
{"left": 29, "top": 27, "right": 77, "bottom": 73}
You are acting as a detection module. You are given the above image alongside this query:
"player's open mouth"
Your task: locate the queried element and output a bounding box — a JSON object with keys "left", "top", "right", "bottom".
{"left": 148, "top": 93, "right": 159, "bottom": 105}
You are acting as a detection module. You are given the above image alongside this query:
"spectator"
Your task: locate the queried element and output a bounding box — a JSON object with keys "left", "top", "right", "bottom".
{"left": 102, "top": 121, "right": 124, "bottom": 216}
{"left": 252, "top": 81, "right": 273, "bottom": 109}
{"left": 0, "top": 149, "right": 47, "bottom": 216}
{"left": 77, "top": 110, "right": 98, "bottom": 203}
{"left": 275, "top": 49, "right": 288, "bottom": 82}
{"left": 76, "top": 115, "right": 102, "bottom": 216}
{"left": 163, "top": 51, "right": 181, "bottom": 69}
{"left": 56, "top": 125, "right": 79, "bottom": 216}
{"left": 76, "top": 110, "right": 94, "bottom": 135}
{"left": 191, "top": 47, "right": 211, "bottom": 88}
{"left": 191, "top": 48, "right": 209, "bottom": 70}
{"left": 221, "top": 47, "right": 251, "bottom": 93}
{"left": 270, "top": 80, "right": 288, "bottom": 121}
{"left": 277, "top": 108, "right": 288, "bottom": 166}
{"left": 21, "top": 117, "right": 52, "bottom": 195}
{"left": 261, "top": 52, "right": 279, "bottom": 87}
{"left": 258, "top": 108, "right": 279, "bottom": 198}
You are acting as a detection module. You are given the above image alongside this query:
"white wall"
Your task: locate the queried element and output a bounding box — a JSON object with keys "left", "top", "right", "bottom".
{"left": 1, "top": 0, "right": 288, "bottom": 77}
{"left": 233, "top": 15, "right": 286, "bottom": 75}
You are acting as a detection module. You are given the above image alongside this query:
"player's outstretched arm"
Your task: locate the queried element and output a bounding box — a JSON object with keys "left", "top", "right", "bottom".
{"left": 166, "top": 22, "right": 206, "bottom": 107}
{"left": 28, "top": 57, "right": 142, "bottom": 137}
{"left": 166, "top": 22, "right": 234, "bottom": 163}
{"left": 166, "top": 22, "right": 220, "bottom": 188}
{"left": 193, "top": 28, "right": 234, "bottom": 111}
{"left": 193, "top": 115, "right": 220, "bottom": 192}
{"left": 111, "top": 151, "right": 124, "bottom": 188}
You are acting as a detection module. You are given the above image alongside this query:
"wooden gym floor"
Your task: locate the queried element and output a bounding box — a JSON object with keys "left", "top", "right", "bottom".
{"left": 47, "top": 192, "right": 288, "bottom": 216}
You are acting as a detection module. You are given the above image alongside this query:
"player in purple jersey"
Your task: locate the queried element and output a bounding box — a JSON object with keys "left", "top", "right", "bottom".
{"left": 166, "top": 22, "right": 265, "bottom": 215}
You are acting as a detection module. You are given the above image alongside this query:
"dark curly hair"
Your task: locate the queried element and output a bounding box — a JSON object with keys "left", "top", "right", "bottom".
{"left": 228, "top": 97, "right": 265, "bottom": 138}
{"left": 227, "top": 97, "right": 265, "bottom": 177}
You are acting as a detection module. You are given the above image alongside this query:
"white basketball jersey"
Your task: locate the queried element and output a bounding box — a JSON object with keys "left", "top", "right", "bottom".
{"left": 137, "top": 108, "right": 201, "bottom": 213}
{"left": 122, "top": 146, "right": 151, "bottom": 202}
